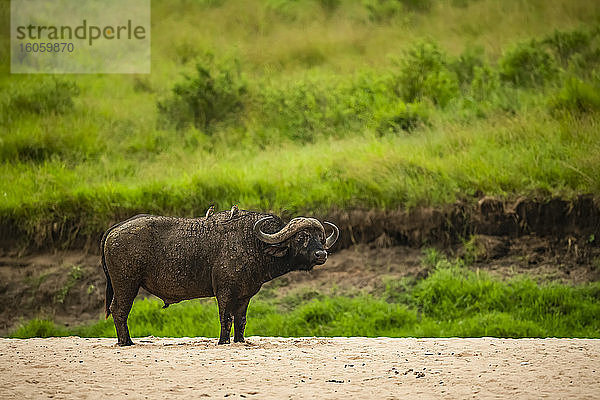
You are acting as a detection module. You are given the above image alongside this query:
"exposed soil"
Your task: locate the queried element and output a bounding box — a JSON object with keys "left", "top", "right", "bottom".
{"left": 0, "top": 196, "right": 599, "bottom": 334}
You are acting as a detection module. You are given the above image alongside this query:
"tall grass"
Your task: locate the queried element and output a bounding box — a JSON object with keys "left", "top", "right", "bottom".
{"left": 10, "top": 262, "right": 600, "bottom": 339}
{"left": 2, "top": 109, "right": 598, "bottom": 240}
{"left": 1, "top": 1, "right": 600, "bottom": 241}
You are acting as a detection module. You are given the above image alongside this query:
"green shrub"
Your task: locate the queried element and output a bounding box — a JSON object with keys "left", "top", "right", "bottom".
{"left": 374, "top": 101, "right": 429, "bottom": 134}
{"left": 296, "top": 299, "right": 336, "bottom": 324}
{"left": 550, "top": 77, "right": 600, "bottom": 114}
{"left": 341, "top": 70, "right": 397, "bottom": 118}
{"left": 423, "top": 69, "right": 460, "bottom": 107}
{"left": 499, "top": 40, "right": 558, "bottom": 87}
{"left": 157, "top": 54, "right": 247, "bottom": 131}
{"left": 396, "top": 41, "right": 460, "bottom": 107}
{"left": 257, "top": 76, "right": 351, "bottom": 142}
{"left": 450, "top": 45, "right": 485, "bottom": 87}
{"left": 469, "top": 64, "right": 501, "bottom": 101}
{"left": 255, "top": 70, "right": 413, "bottom": 142}
{"left": 543, "top": 28, "right": 591, "bottom": 66}
{"left": 396, "top": 41, "right": 444, "bottom": 101}
{"left": 279, "top": 288, "right": 324, "bottom": 311}
{"left": 569, "top": 50, "right": 600, "bottom": 77}
{"left": 543, "top": 28, "right": 600, "bottom": 75}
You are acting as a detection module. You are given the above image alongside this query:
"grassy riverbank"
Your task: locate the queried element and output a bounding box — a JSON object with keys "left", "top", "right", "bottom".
{"left": 10, "top": 258, "right": 600, "bottom": 339}
{"left": 1, "top": 0, "right": 599, "bottom": 243}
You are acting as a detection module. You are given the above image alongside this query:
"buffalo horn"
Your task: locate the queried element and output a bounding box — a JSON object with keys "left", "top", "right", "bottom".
{"left": 323, "top": 221, "right": 339, "bottom": 250}
{"left": 254, "top": 216, "right": 325, "bottom": 244}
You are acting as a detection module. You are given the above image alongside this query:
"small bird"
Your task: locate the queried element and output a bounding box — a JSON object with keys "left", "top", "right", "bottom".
{"left": 229, "top": 204, "right": 239, "bottom": 219}
{"left": 205, "top": 205, "right": 215, "bottom": 218}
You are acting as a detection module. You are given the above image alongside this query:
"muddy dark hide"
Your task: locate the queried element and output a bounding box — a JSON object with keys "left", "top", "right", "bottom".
{"left": 101, "top": 211, "right": 338, "bottom": 346}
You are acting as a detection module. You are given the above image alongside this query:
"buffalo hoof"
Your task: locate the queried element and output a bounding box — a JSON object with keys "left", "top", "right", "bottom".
{"left": 233, "top": 337, "right": 245, "bottom": 343}
{"left": 118, "top": 339, "right": 134, "bottom": 347}
{"left": 218, "top": 338, "right": 230, "bottom": 345}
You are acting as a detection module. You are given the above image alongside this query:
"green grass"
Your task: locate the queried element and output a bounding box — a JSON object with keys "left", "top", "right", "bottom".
{"left": 1, "top": 0, "right": 599, "bottom": 241}
{"left": 10, "top": 262, "right": 600, "bottom": 339}
{"left": 2, "top": 110, "right": 599, "bottom": 240}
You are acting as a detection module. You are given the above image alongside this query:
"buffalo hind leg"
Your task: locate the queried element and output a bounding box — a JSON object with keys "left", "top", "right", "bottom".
{"left": 110, "top": 283, "right": 139, "bottom": 346}
{"left": 233, "top": 298, "right": 251, "bottom": 343}
{"left": 217, "top": 293, "right": 234, "bottom": 345}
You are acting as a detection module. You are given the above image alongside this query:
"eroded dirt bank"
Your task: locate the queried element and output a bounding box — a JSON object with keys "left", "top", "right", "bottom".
{"left": 1, "top": 337, "right": 599, "bottom": 399}
{"left": 2, "top": 196, "right": 599, "bottom": 253}
{"left": 329, "top": 196, "right": 600, "bottom": 249}
{"left": 1, "top": 197, "right": 599, "bottom": 333}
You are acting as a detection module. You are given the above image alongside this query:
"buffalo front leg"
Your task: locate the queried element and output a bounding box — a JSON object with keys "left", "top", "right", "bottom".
{"left": 216, "top": 293, "right": 234, "bottom": 345}
{"left": 233, "top": 298, "right": 251, "bottom": 343}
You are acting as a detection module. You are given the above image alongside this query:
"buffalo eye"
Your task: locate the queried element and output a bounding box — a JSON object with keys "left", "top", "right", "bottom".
{"left": 296, "top": 232, "right": 308, "bottom": 246}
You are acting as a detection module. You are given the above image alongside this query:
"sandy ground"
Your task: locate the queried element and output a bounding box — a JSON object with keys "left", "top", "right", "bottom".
{"left": 0, "top": 337, "right": 599, "bottom": 399}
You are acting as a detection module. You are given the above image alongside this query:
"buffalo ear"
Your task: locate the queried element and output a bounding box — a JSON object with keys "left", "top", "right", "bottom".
{"left": 264, "top": 244, "right": 288, "bottom": 257}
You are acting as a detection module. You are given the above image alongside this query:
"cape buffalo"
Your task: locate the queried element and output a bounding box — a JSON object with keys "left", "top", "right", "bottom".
{"left": 101, "top": 208, "right": 339, "bottom": 346}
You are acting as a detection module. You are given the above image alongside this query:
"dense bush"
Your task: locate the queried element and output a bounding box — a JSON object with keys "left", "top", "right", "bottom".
{"left": 341, "top": 71, "right": 397, "bottom": 118}
{"left": 257, "top": 77, "right": 347, "bottom": 142}
{"left": 550, "top": 77, "right": 600, "bottom": 114}
{"left": 374, "top": 101, "right": 429, "bottom": 134}
{"left": 450, "top": 46, "right": 485, "bottom": 88}
{"left": 255, "top": 71, "right": 398, "bottom": 142}
{"left": 543, "top": 28, "right": 592, "bottom": 66}
{"left": 469, "top": 64, "right": 501, "bottom": 101}
{"left": 395, "top": 41, "right": 460, "bottom": 107}
{"left": 499, "top": 40, "right": 558, "bottom": 87}
{"left": 157, "top": 54, "right": 247, "bottom": 131}
{"left": 422, "top": 69, "right": 460, "bottom": 107}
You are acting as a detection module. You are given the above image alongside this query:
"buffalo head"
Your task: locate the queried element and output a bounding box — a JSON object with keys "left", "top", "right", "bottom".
{"left": 254, "top": 216, "right": 339, "bottom": 269}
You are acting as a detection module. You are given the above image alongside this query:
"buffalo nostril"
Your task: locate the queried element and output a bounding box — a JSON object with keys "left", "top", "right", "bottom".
{"left": 315, "top": 250, "right": 327, "bottom": 259}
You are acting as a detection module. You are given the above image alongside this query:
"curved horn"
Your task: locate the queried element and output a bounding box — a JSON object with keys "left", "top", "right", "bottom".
{"left": 323, "top": 221, "right": 339, "bottom": 250}
{"left": 254, "top": 217, "right": 279, "bottom": 244}
{"left": 254, "top": 216, "right": 324, "bottom": 244}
